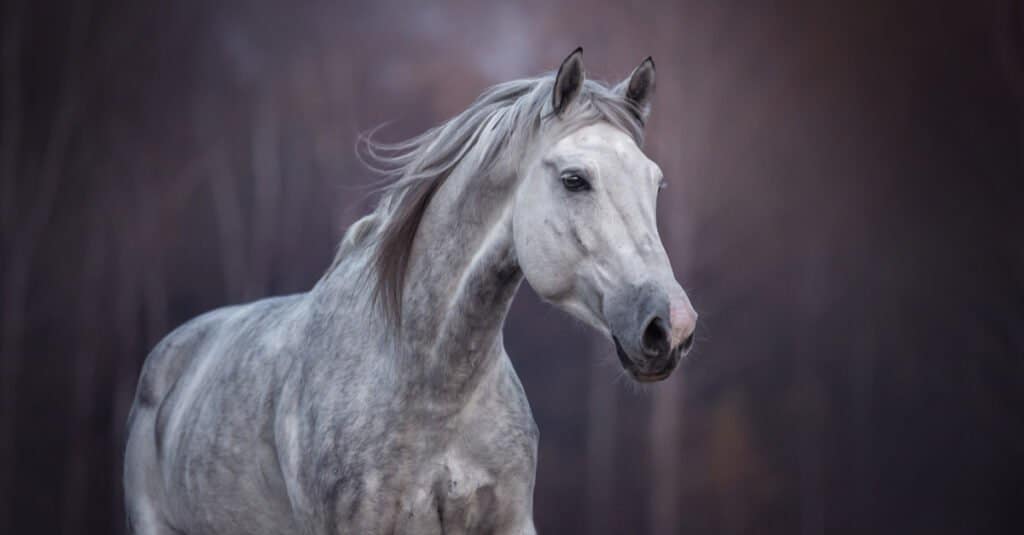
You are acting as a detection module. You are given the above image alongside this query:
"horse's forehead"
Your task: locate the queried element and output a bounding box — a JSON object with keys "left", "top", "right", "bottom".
{"left": 552, "top": 123, "right": 646, "bottom": 166}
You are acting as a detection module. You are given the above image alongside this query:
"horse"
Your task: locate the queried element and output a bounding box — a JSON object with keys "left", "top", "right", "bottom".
{"left": 123, "top": 48, "right": 698, "bottom": 535}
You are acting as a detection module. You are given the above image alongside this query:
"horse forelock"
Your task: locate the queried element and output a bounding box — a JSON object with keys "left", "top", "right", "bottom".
{"left": 357, "top": 73, "right": 646, "bottom": 325}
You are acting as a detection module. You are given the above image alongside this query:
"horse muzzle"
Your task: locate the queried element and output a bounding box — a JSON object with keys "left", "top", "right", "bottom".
{"left": 605, "top": 281, "right": 697, "bottom": 382}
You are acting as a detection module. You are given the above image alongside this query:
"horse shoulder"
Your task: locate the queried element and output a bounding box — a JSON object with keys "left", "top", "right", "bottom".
{"left": 435, "top": 354, "right": 539, "bottom": 531}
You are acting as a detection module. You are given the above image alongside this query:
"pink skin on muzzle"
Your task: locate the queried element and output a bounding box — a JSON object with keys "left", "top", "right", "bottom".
{"left": 668, "top": 290, "right": 697, "bottom": 349}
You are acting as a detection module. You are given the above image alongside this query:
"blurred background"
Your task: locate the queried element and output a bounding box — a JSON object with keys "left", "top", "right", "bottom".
{"left": 2, "top": 0, "right": 1023, "bottom": 533}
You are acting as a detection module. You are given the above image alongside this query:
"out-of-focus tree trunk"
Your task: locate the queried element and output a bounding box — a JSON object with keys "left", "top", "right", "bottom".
{"left": 1, "top": 1, "right": 89, "bottom": 529}
{"left": 0, "top": 0, "right": 22, "bottom": 235}
{"left": 994, "top": 0, "right": 1024, "bottom": 101}
{"left": 650, "top": 380, "right": 683, "bottom": 535}
{"left": 246, "top": 93, "right": 283, "bottom": 298}
{"left": 61, "top": 210, "right": 108, "bottom": 534}
{"left": 994, "top": 0, "right": 1024, "bottom": 191}
{"left": 795, "top": 372, "right": 825, "bottom": 535}
{"left": 208, "top": 146, "right": 249, "bottom": 301}
{"left": 110, "top": 197, "right": 142, "bottom": 530}
{"left": 585, "top": 337, "right": 617, "bottom": 535}
{"left": 0, "top": 4, "right": 25, "bottom": 530}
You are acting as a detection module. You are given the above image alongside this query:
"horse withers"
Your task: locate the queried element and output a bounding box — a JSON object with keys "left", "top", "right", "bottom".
{"left": 124, "top": 48, "right": 698, "bottom": 535}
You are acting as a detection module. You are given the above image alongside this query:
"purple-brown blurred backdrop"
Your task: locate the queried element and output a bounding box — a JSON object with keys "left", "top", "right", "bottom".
{"left": 2, "top": 0, "right": 1023, "bottom": 533}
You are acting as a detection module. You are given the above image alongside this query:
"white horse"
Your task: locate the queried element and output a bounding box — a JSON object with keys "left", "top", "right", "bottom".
{"left": 124, "top": 48, "right": 698, "bottom": 535}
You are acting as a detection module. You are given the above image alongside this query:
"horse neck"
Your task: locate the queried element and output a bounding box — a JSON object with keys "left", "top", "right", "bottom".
{"left": 398, "top": 158, "right": 523, "bottom": 399}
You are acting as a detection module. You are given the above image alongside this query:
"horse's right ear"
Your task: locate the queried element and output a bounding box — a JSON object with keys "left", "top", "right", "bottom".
{"left": 552, "top": 47, "right": 585, "bottom": 115}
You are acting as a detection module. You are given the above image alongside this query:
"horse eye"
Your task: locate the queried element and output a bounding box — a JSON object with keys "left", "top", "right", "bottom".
{"left": 561, "top": 172, "right": 590, "bottom": 192}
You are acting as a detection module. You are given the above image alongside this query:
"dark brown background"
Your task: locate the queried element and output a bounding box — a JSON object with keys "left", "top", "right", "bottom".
{"left": 2, "top": 0, "right": 1022, "bottom": 533}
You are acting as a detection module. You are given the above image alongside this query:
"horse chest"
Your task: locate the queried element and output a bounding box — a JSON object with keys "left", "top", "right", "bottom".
{"left": 385, "top": 421, "right": 536, "bottom": 533}
{"left": 388, "top": 449, "right": 504, "bottom": 533}
{"left": 305, "top": 361, "right": 538, "bottom": 533}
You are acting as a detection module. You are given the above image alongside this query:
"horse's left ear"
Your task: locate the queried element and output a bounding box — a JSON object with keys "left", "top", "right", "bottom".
{"left": 617, "top": 57, "right": 656, "bottom": 122}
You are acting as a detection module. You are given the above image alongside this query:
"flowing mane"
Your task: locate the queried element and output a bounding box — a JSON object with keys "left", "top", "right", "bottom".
{"left": 359, "top": 72, "right": 647, "bottom": 322}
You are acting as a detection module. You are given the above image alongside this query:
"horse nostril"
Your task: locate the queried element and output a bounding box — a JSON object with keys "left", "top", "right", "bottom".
{"left": 641, "top": 316, "right": 670, "bottom": 357}
{"left": 680, "top": 329, "right": 695, "bottom": 353}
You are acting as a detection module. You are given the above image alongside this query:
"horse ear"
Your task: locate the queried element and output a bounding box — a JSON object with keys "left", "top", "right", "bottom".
{"left": 552, "top": 47, "right": 585, "bottom": 115}
{"left": 617, "top": 56, "right": 656, "bottom": 121}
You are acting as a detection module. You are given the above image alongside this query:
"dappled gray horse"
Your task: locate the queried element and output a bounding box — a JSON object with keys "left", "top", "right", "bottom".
{"left": 124, "top": 48, "right": 698, "bottom": 535}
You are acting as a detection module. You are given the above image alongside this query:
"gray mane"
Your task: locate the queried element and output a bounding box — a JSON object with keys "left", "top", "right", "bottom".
{"left": 353, "top": 72, "right": 647, "bottom": 322}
